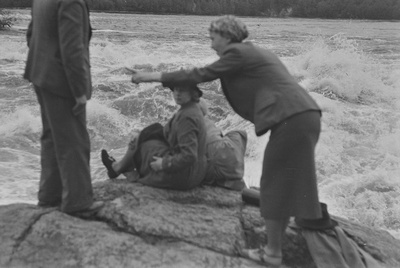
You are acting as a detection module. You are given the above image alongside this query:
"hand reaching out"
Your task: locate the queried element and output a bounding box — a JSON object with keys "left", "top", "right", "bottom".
{"left": 125, "top": 68, "right": 162, "bottom": 84}
{"left": 124, "top": 67, "right": 140, "bottom": 83}
{"left": 131, "top": 71, "right": 144, "bottom": 84}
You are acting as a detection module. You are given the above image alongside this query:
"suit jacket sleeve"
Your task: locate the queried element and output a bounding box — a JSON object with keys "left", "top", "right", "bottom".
{"left": 161, "top": 115, "right": 200, "bottom": 172}
{"left": 58, "top": 1, "right": 89, "bottom": 99}
{"left": 161, "top": 47, "right": 243, "bottom": 87}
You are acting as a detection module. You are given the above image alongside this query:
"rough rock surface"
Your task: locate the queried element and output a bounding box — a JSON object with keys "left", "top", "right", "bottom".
{"left": 1, "top": 180, "right": 399, "bottom": 268}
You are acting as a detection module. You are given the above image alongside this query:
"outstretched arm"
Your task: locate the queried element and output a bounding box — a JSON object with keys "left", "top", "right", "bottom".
{"left": 127, "top": 68, "right": 162, "bottom": 84}
{"left": 129, "top": 46, "right": 243, "bottom": 87}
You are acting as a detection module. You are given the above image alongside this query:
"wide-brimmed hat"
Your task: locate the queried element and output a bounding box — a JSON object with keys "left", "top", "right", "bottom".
{"left": 169, "top": 84, "right": 203, "bottom": 97}
{"left": 295, "top": 203, "right": 338, "bottom": 230}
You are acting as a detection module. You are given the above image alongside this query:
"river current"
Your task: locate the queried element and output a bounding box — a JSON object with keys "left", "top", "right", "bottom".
{"left": 1, "top": 10, "right": 399, "bottom": 238}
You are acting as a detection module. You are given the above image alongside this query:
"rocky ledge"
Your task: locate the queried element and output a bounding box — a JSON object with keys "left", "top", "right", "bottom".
{"left": 1, "top": 180, "right": 399, "bottom": 268}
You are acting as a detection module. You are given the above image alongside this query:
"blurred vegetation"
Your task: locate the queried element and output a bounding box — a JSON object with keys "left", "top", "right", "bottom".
{"left": 0, "top": 0, "right": 399, "bottom": 20}
{"left": 291, "top": 0, "right": 400, "bottom": 20}
{"left": 0, "top": 9, "right": 16, "bottom": 30}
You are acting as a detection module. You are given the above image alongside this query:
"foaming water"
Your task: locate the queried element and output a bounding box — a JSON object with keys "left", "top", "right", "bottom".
{"left": 0, "top": 148, "right": 39, "bottom": 206}
{"left": 289, "top": 36, "right": 399, "bottom": 236}
{"left": 1, "top": 10, "right": 399, "bottom": 238}
{"left": 0, "top": 106, "right": 41, "bottom": 137}
{"left": 288, "top": 34, "right": 400, "bottom": 105}
{"left": 90, "top": 39, "right": 215, "bottom": 76}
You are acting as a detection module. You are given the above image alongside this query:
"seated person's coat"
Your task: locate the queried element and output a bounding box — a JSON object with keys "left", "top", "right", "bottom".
{"left": 134, "top": 102, "right": 207, "bottom": 190}
{"left": 203, "top": 117, "right": 247, "bottom": 191}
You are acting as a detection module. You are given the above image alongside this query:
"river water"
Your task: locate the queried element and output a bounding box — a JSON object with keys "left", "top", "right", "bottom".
{"left": 1, "top": 10, "right": 399, "bottom": 238}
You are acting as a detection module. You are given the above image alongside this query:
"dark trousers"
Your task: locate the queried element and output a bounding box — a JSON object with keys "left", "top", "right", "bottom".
{"left": 34, "top": 86, "right": 93, "bottom": 213}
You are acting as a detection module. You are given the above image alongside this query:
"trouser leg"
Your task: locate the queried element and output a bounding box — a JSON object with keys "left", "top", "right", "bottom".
{"left": 35, "top": 88, "right": 62, "bottom": 206}
{"left": 35, "top": 86, "right": 93, "bottom": 213}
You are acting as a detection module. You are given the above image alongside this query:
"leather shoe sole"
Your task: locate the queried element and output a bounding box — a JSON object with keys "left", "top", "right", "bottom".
{"left": 68, "top": 201, "right": 104, "bottom": 218}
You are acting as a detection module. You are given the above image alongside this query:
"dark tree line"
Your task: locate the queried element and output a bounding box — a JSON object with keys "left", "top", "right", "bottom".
{"left": 83, "top": 0, "right": 272, "bottom": 16}
{"left": 0, "top": 0, "right": 31, "bottom": 8}
{"left": 291, "top": 0, "right": 400, "bottom": 20}
{"left": 0, "top": 0, "right": 399, "bottom": 20}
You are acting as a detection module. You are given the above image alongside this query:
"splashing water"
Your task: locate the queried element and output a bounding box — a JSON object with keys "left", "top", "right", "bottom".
{"left": 0, "top": 10, "right": 399, "bottom": 238}
{"left": 289, "top": 33, "right": 400, "bottom": 105}
{"left": 284, "top": 34, "right": 400, "bottom": 237}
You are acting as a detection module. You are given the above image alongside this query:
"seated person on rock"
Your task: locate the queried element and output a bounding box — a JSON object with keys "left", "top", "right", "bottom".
{"left": 101, "top": 84, "right": 207, "bottom": 191}
{"left": 198, "top": 100, "right": 247, "bottom": 191}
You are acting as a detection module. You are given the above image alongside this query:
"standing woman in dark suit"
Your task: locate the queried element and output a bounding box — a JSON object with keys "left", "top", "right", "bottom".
{"left": 130, "top": 15, "right": 322, "bottom": 267}
{"left": 24, "top": 0, "right": 103, "bottom": 216}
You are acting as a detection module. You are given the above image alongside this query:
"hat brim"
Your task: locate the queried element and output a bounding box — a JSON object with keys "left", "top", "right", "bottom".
{"left": 168, "top": 85, "right": 203, "bottom": 97}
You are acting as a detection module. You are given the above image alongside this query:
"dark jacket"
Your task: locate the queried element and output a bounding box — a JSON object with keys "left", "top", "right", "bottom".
{"left": 203, "top": 117, "right": 247, "bottom": 191}
{"left": 24, "top": 0, "right": 92, "bottom": 100}
{"left": 137, "top": 102, "right": 207, "bottom": 190}
{"left": 162, "top": 42, "right": 320, "bottom": 136}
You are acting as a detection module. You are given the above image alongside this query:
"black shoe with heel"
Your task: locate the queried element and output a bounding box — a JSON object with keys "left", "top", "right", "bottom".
{"left": 101, "top": 149, "right": 118, "bottom": 179}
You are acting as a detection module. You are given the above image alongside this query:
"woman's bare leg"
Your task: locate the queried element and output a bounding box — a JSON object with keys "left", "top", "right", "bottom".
{"left": 263, "top": 218, "right": 289, "bottom": 257}
{"left": 112, "top": 147, "right": 136, "bottom": 174}
{"left": 243, "top": 218, "right": 288, "bottom": 267}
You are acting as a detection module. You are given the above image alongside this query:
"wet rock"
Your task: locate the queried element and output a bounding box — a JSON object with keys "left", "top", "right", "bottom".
{"left": 0, "top": 180, "right": 399, "bottom": 268}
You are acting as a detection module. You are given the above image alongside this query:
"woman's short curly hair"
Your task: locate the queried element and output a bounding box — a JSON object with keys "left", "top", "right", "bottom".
{"left": 208, "top": 15, "right": 249, "bottom": 43}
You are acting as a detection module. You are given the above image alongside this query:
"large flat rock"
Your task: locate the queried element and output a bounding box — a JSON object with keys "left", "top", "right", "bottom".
{"left": 0, "top": 180, "right": 399, "bottom": 267}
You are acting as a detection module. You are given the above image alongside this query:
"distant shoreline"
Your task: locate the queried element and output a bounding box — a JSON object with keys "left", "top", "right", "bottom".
{"left": 1, "top": 6, "right": 400, "bottom": 22}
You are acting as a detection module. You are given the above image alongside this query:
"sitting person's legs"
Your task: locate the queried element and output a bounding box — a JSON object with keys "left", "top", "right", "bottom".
{"left": 102, "top": 123, "right": 165, "bottom": 179}
{"left": 136, "top": 140, "right": 194, "bottom": 190}
{"left": 101, "top": 138, "right": 137, "bottom": 179}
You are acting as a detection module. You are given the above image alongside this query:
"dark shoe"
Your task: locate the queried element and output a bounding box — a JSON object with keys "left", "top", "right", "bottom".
{"left": 101, "top": 149, "right": 118, "bottom": 179}
{"left": 68, "top": 201, "right": 104, "bottom": 219}
{"left": 37, "top": 202, "right": 60, "bottom": 209}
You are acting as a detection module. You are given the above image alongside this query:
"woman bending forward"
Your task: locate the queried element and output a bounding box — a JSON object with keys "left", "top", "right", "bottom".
{"left": 130, "top": 15, "right": 323, "bottom": 267}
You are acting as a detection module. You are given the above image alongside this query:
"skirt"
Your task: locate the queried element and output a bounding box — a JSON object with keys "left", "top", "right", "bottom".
{"left": 260, "top": 110, "right": 322, "bottom": 220}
